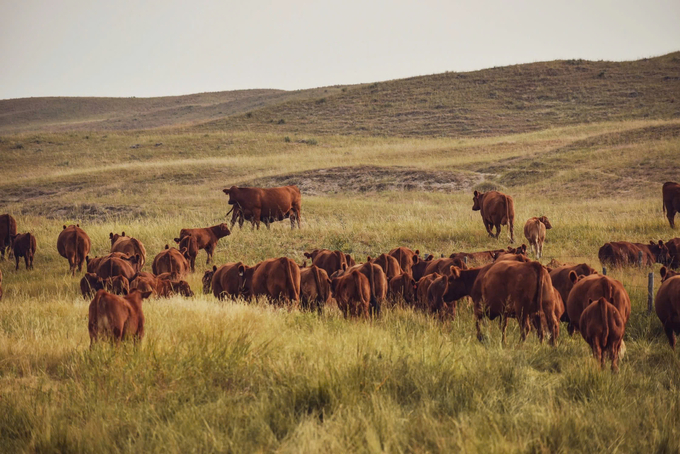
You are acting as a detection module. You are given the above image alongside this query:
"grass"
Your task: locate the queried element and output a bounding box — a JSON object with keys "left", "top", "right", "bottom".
{"left": 1, "top": 74, "right": 680, "bottom": 451}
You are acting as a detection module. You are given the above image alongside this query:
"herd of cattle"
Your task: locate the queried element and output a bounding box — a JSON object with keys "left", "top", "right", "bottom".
{"left": 0, "top": 181, "right": 680, "bottom": 372}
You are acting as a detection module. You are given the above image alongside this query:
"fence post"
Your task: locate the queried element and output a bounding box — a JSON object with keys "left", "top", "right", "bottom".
{"left": 638, "top": 251, "right": 643, "bottom": 268}
{"left": 602, "top": 266, "right": 607, "bottom": 275}
{"left": 463, "top": 256, "right": 468, "bottom": 266}
{"left": 648, "top": 272, "right": 654, "bottom": 313}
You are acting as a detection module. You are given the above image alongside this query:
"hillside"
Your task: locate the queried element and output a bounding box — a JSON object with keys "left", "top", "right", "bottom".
{"left": 195, "top": 52, "right": 680, "bottom": 137}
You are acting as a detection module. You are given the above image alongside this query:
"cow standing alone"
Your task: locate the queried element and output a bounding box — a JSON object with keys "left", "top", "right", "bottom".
{"left": 223, "top": 185, "right": 302, "bottom": 230}
{"left": 472, "top": 190, "right": 515, "bottom": 243}
{"left": 663, "top": 182, "right": 680, "bottom": 228}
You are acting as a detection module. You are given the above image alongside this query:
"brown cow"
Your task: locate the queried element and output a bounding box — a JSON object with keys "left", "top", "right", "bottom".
{"left": 598, "top": 241, "right": 670, "bottom": 267}
{"left": 472, "top": 190, "right": 515, "bottom": 243}
{"left": 580, "top": 297, "right": 626, "bottom": 372}
{"left": 449, "top": 250, "right": 503, "bottom": 267}
{"left": 152, "top": 245, "right": 191, "bottom": 277}
{"left": 549, "top": 263, "right": 598, "bottom": 320}
{"left": 0, "top": 214, "right": 17, "bottom": 260}
{"left": 88, "top": 289, "right": 152, "bottom": 345}
{"left": 663, "top": 181, "right": 680, "bottom": 228}
{"left": 481, "top": 260, "right": 560, "bottom": 344}
{"left": 300, "top": 265, "right": 332, "bottom": 312}
{"left": 223, "top": 185, "right": 302, "bottom": 230}
{"left": 388, "top": 273, "right": 417, "bottom": 305}
{"left": 388, "top": 247, "right": 420, "bottom": 276}
{"left": 174, "top": 234, "right": 199, "bottom": 272}
{"left": 427, "top": 273, "right": 458, "bottom": 320}
{"left": 109, "top": 232, "right": 146, "bottom": 271}
{"left": 57, "top": 224, "right": 91, "bottom": 275}
{"left": 176, "top": 223, "right": 231, "bottom": 265}
{"left": 241, "top": 257, "right": 301, "bottom": 304}
{"left": 523, "top": 216, "right": 552, "bottom": 258}
{"left": 371, "top": 253, "right": 402, "bottom": 280}
{"left": 95, "top": 255, "right": 140, "bottom": 281}
{"left": 81, "top": 273, "right": 105, "bottom": 299}
{"left": 345, "top": 254, "right": 356, "bottom": 267}
{"left": 86, "top": 252, "right": 130, "bottom": 273}
{"left": 565, "top": 273, "right": 631, "bottom": 335}
{"left": 412, "top": 254, "right": 435, "bottom": 281}
{"left": 130, "top": 272, "right": 191, "bottom": 298}
{"left": 202, "top": 263, "right": 246, "bottom": 300}
{"left": 655, "top": 273, "right": 680, "bottom": 349}
{"left": 331, "top": 259, "right": 387, "bottom": 315}
{"left": 416, "top": 273, "right": 441, "bottom": 311}
{"left": 660, "top": 266, "right": 679, "bottom": 282}
{"left": 331, "top": 270, "right": 370, "bottom": 318}
{"left": 11, "top": 232, "right": 36, "bottom": 270}
{"left": 303, "top": 249, "right": 348, "bottom": 277}
{"left": 666, "top": 238, "right": 680, "bottom": 269}
{"left": 422, "top": 257, "right": 468, "bottom": 278}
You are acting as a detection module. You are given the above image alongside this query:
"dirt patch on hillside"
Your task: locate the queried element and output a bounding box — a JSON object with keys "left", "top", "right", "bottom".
{"left": 247, "top": 165, "right": 483, "bottom": 195}
{"left": 20, "top": 203, "right": 147, "bottom": 221}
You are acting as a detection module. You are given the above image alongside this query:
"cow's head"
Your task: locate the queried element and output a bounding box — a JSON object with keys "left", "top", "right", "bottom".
{"left": 222, "top": 186, "right": 239, "bottom": 205}
{"left": 303, "top": 250, "right": 319, "bottom": 260}
{"left": 216, "top": 223, "right": 231, "bottom": 237}
{"left": 660, "top": 266, "right": 679, "bottom": 282}
{"left": 472, "top": 190, "right": 483, "bottom": 211}
{"left": 650, "top": 240, "right": 671, "bottom": 265}
{"left": 203, "top": 266, "right": 217, "bottom": 294}
{"left": 538, "top": 216, "right": 552, "bottom": 229}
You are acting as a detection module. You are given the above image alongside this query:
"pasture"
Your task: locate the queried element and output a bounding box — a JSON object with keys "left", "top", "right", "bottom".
{"left": 1, "top": 116, "right": 680, "bottom": 452}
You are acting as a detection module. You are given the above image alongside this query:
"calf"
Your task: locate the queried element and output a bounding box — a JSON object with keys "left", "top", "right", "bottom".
{"left": 549, "top": 263, "right": 598, "bottom": 321}
{"left": 388, "top": 273, "right": 417, "bottom": 305}
{"left": 331, "top": 260, "right": 387, "bottom": 315}
{"left": 371, "top": 253, "right": 402, "bottom": 280}
{"left": 388, "top": 247, "right": 420, "bottom": 276}
{"left": 86, "top": 252, "right": 130, "bottom": 273}
{"left": 176, "top": 223, "right": 231, "bottom": 264}
{"left": 96, "top": 254, "right": 140, "bottom": 281}
{"left": 241, "top": 257, "right": 301, "bottom": 305}
{"left": 11, "top": 232, "right": 36, "bottom": 270}
{"left": 300, "top": 265, "right": 332, "bottom": 312}
{"left": 174, "top": 234, "right": 199, "bottom": 272}
{"left": 523, "top": 216, "right": 552, "bottom": 258}
{"left": 427, "top": 273, "right": 458, "bottom": 320}
{"left": 331, "top": 270, "right": 370, "bottom": 318}
{"left": 202, "top": 263, "right": 246, "bottom": 300}
{"left": 0, "top": 214, "right": 17, "bottom": 260}
{"left": 472, "top": 190, "right": 515, "bottom": 243}
{"left": 580, "top": 297, "right": 626, "bottom": 372}
{"left": 152, "top": 245, "right": 191, "bottom": 277}
{"left": 416, "top": 273, "right": 441, "bottom": 311}
{"left": 655, "top": 272, "right": 680, "bottom": 349}
{"left": 56, "top": 224, "right": 91, "bottom": 275}
{"left": 109, "top": 232, "right": 146, "bottom": 271}
{"left": 565, "top": 273, "right": 631, "bottom": 335}
{"left": 303, "top": 249, "right": 348, "bottom": 277}
{"left": 88, "top": 289, "right": 152, "bottom": 345}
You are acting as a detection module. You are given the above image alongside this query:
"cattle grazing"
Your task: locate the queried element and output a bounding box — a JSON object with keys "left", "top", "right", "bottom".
{"left": 202, "top": 263, "right": 246, "bottom": 300}
{"left": 549, "top": 263, "right": 598, "bottom": 321}
{"left": 176, "top": 223, "right": 231, "bottom": 265}
{"left": 241, "top": 257, "right": 301, "bottom": 304}
{"left": 666, "top": 238, "right": 680, "bottom": 269}
{"left": 86, "top": 252, "right": 130, "bottom": 274}
{"left": 598, "top": 241, "right": 670, "bottom": 267}
{"left": 130, "top": 271, "right": 192, "bottom": 298}
{"left": 663, "top": 181, "right": 680, "bottom": 228}
{"left": 223, "top": 185, "right": 302, "bottom": 230}
{"left": 331, "top": 270, "right": 371, "bottom": 318}
{"left": 565, "top": 273, "right": 631, "bottom": 335}
{"left": 88, "top": 289, "right": 152, "bottom": 345}
{"left": 371, "top": 253, "right": 402, "bottom": 280}
{"left": 416, "top": 273, "right": 441, "bottom": 311}
{"left": 0, "top": 214, "right": 17, "bottom": 260}
{"left": 152, "top": 245, "right": 191, "bottom": 277}
{"left": 480, "top": 260, "right": 560, "bottom": 344}
{"left": 472, "top": 190, "right": 515, "bottom": 243}
{"left": 388, "top": 273, "right": 417, "bottom": 305}
{"left": 109, "top": 232, "right": 147, "bottom": 271}
{"left": 331, "top": 259, "right": 386, "bottom": 315}
{"left": 660, "top": 266, "right": 679, "bottom": 283}
{"left": 427, "top": 272, "right": 458, "bottom": 320}
{"left": 174, "top": 234, "right": 199, "bottom": 272}
{"left": 95, "top": 254, "right": 140, "bottom": 281}
{"left": 303, "top": 249, "right": 348, "bottom": 277}
{"left": 11, "top": 232, "right": 37, "bottom": 270}
{"left": 523, "top": 216, "right": 552, "bottom": 258}
{"left": 57, "top": 224, "right": 91, "bottom": 275}
{"left": 388, "top": 247, "right": 420, "bottom": 276}
{"left": 655, "top": 271, "right": 680, "bottom": 349}
{"left": 579, "top": 297, "right": 626, "bottom": 372}
{"left": 300, "top": 265, "right": 332, "bottom": 312}
{"left": 81, "top": 273, "right": 104, "bottom": 299}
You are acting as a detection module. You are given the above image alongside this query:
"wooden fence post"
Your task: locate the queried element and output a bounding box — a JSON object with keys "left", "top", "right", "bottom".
{"left": 648, "top": 272, "right": 654, "bottom": 313}
{"left": 463, "top": 256, "right": 468, "bottom": 266}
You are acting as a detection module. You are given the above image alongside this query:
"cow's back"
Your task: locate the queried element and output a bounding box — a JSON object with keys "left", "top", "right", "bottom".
{"left": 482, "top": 191, "right": 512, "bottom": 224}
{"left": 566, "top": 274, "right": 631, "bottom": 330}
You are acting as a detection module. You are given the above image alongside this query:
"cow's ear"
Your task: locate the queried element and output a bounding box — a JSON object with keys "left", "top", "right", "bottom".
{"left": 473, "top": 190, "right": 478, "bottom": 196}
{"left": 213, "top": 265, "right": 217, "bottom": 272}
{"left": 238, "top": 264, "right": 245, "bottom": 276}
{"left": 650, "top": 240, "right": 655, "bottom": 246}
{"left": 569, "top": 270, "right": 578, "bottom": 283}
{"left": 63, "top": 225, "right": 66, "bottom": 230}
{"left": 304, "top": 252, "right": 311, "bottom": 258}
{"left": 122, "top": 231, "right": 125, "bottom": 237}
{"left": 222, "top": 188, "right": 230, "bottom": 195}
{"left": 165, "top": 244, "right": 169, "bottom": 250}
{"left": 661, "top": 266, "right": 667, "bottom": 279}
{"left": 109, "top": 232, "right": 113, "bottom": 239}
{"left": 174, "top": 237, "right": 181, "bottom": 244}
{"left": 141, "top": 290, "right": 153, "bottom": 299}
{"left": 659, "top": 240, "right": 664, "bottom": 246}
{"left": 450, "top": 266, "right": 461, "bottom": 278}
{"left": 367, "top": 256, "right": 372, "bottom": 262}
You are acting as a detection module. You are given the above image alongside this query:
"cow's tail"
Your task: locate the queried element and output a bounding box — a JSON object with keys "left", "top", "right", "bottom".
{"left": 284, "top": 258, "right": 299, "bottom": 302}
{"left": 368, "top": 262, "right": 379, "bottom": 316}
{"left": 599, "top": 297, "right": 609, "bottom": 348}
{"left": 226, "top": 206, "right": 234, "bottom": 217}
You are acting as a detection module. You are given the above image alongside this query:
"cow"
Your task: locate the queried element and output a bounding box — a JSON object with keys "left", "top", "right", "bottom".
{"left": 223, "top": 185, "right": 302, "bottom": 230}
{"left": 565, "top": 273, "right": 631, "bottom": 335}
{"left": 660, "top": 266, "right": 679, "bottom": 282}
{"left": 421, "top": 257, "right": 468, "bottom": 278}
{"left": 472, "top": 190, "right": 515, "bottom": 243}
{"left": 427, "top": 273, "right": 458, "bottom": 320}
{"left": 655, "top": 271, "right": 680, "bottom": 349}
{"left": 388, "top": 247, "right": 420, "bottom": 276}
{"left": 331, "top": 259, "right": 387, "bottom": 315}
{"left": 480, "top": 260, "right": 560, "bottom": 344}
{"left": 449, "top": 250, "right": 503, "bottom": 267}
{"left": 598, "top": 241, "right": 670, "bottom": 268}
{"left": 80, "top": 273, "right": 105, "bottom": 299}
{"left": 88, "top": 289, "right": 152, "bottom": 346}
{"left": 175, "top": 223, "right": 231, "bottom": 265}
{"left": 152, "top": 245, "right": 191, "bottom": 277}
{"left": 241, "top": 257, "right": 301, "bottom": 305}
{"left": 663, "top": 181, "right": 680, "bottom": 228}
{"left": 130, "top": 272, "right": 192, "bottom": 298}
{"left": 331, "top": 270, "right": 371, "bottom": 318}
{"left": 0, "top": 214, "right": 17, "bottom": 260}
{"left": 202, "top": 263, "right": 246, "bottom": 300}
{"left": 303, "top": 249, "right": 348, "bottom": 277}
{"left": 666, "top": 238, "right": 680, "bottom": 269}
{"left": 388, "top": 273, "right": 417, "bottom": 305}
{"left": 371, "top": 253, "right": 402, "bottom": 280}
{"left": 95, "top": 254, "right": 140, "bottom": 281}
{"left": 86, "top": 252, "right": 130, "bottom": 274}
{"left": 57, "top": 224, "right": 91, "bottom": 275}
{"left": 109, "top": 232, "right": 146, "bottom": 272}
{"left": 495, "top": 244, "right": 528, "bottom": 260}
{"left": 523, "top": 216, "right": 552, "bottom": 258}
{"left": 580, "top": 297, "right": 626, "bottom": 372}
{"left": 416, "top": 273, "right": 441, "bottom": 311}
{"left": 11, "top": 232, "right": 36, "bottom": 270}
{"left": 412, "top": 254, "right": 435, "bottom": 281}
{"left": 549, "top": 263, "right": 598, "bottom": 321}
{"left": 174, "top": 234, "right": 199, "bottom": 272}
{"left": 300, "top": 265, "right": 332, "bottom": 312}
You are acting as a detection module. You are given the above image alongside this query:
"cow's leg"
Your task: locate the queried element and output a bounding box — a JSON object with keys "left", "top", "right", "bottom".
{"left": 508, "top": 221, "right": 515, "bottom": 244}
{"left": 611, "top": 342, "right": 620, "bottom": 373}
{"left": 667, "top": 207, "right": 676, "bottom": 228}
{"left": 68, "top": 255, "right": 76, "bottom": 276}
{"left": 494, "top": 224, "right": 502, "bottom": 239}
{"left": 24, "top": 255, "right": 30, "bottom": 270}
{"left": 483, "top": 220, "right": 494, "bottom": 237}
{"left": 295, "top": 208, "right": 301, "bottom": 229}
{"left": 664, "top": 323, "right": 676, "bottom": 350}
{"left": 205, "top": 243, "right": 215, "bottom": 264}
{"left": 252, "top": 209, "right": 261, "bottom": 230}
{"left": 567, "top": 322, "right": 575, "bottom": 336}
{"left": 549, "top": 314, "right": 559, "bottom": 346}
{"left": 537, "top": 311, "right": 547, "bottom": 343}
{"left": 500, "top": 314, "right": 509, "bottom": 345}
{"left": 591, "top": 338, "right": 603, "bottom": 368}
{"left": 0, "top": 243, "right": 5, "bottom": 260}
{"left": 475, "top": 303, "right": 486, "bottom": 342}
{"left": 15, "top": 255, "right": 20, "bottom": 271}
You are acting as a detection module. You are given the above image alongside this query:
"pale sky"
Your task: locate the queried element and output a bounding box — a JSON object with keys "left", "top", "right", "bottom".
{"left": 1, "top": 0, "right": 679, "bottom": 100}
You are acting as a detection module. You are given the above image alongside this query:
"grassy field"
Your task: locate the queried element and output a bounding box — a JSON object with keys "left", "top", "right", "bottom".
{"left": 2, "top": 55, "right": 680, "bottom": 451}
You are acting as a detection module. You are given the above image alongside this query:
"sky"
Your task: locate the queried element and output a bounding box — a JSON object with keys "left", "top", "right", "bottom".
{"left": 1, "top": 0, "right": 679, "bottom": 100}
